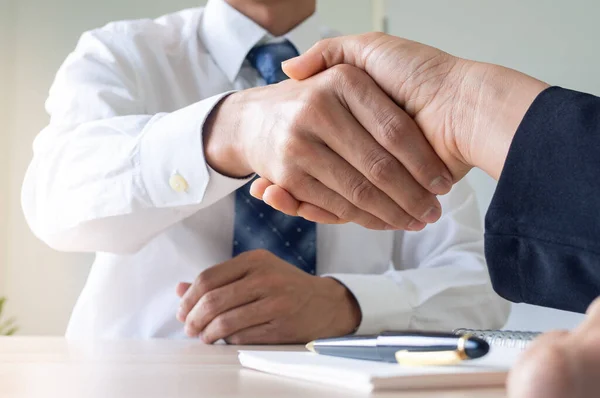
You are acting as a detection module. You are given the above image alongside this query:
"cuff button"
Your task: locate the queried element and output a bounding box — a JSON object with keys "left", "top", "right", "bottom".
{"left": 169, "top": 174, "right": 189, "bottom": 193}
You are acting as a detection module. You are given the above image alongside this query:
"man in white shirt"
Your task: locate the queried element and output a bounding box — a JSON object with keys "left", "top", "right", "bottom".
{"left": 22, "top": 0, "right": 509, "bottom": 341}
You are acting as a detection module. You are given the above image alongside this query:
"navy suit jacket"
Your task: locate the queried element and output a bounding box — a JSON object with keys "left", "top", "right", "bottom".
{"left": 485, "top": 87, "right": 600, "bottom": 313}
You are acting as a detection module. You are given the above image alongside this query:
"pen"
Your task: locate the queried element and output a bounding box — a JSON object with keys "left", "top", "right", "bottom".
{"left": 306, "top": 331, "right": 489, "bottom": 366}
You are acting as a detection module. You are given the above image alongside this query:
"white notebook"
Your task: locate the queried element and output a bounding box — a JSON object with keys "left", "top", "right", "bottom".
{"left": 238, "top": 347, "right": 523, "bottom": 392}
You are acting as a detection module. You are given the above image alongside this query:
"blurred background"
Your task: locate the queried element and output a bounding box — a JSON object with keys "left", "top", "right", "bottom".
{"left": 0, "top": 0, "right": 595, "bottom": 335}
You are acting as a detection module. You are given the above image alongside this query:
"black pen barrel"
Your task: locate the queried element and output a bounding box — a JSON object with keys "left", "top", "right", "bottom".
{"left": 311, "top": 332, "right": 489, "bottom": 363}
{"left": 378, "top": 331, "right": 488, "bottom": 360}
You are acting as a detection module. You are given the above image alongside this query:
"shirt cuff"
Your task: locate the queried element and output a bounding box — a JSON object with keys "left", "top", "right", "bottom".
{"left": 139, "top": 91, "right": 251, "bottom": 209}
{"left": 324, "top": 273, "right": 414, "bottom": 335}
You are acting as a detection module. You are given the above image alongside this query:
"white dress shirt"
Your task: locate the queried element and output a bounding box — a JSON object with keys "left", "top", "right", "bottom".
{"left": 22, "top": 0, "right": 509, "bottom": 338}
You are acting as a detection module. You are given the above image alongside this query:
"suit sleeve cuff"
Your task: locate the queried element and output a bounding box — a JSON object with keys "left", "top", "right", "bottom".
{"left": 139, "top": 91, "right": 251, "bottom": 209}
{"left": 324, "top": 273, "right": 413, "bottom": 335}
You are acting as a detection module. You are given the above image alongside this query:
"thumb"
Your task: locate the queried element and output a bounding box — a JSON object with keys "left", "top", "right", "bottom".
{"left": 283, "top": 32, "right": 454, "bottom": 118}
{"left": 282, "top": 33, "right": 373, "bottom": 80}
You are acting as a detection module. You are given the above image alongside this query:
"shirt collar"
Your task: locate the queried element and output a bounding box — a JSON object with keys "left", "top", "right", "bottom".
{"left": 199, "top": 0, "right": 322, "bottom": 83}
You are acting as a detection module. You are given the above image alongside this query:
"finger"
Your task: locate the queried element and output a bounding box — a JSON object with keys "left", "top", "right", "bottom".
{"left": 585, "top": 297, "right": 600, "bottom": 318}
{"left": 309, "top": 67, "right": 445, "bottom": 224}
{"left": 176, "top": 282, "right": 191, "bottom": 298}
{"left": 252, "top": 178, "right": 344, "bottom": 224}
{"left": 260, "top": 182, "right": 344, "bottom": 224}
{"left": 226, "top": 322, "right": 303, "bottom": 345}
{"left": 249, "top": 177, "right": 273, "bottom": 200}
{"left": 289, "top": 173, "right": 407, "bottom": 231}
{"left": 185, "top": 277, "right": 262, "bottom": 338}
{"left": 282, "top": 35, "right": 369, "bottom": 80}
{"left": 295, "top": 141, "right": 425, "bottom": 230}
{"left": 527, "top": 330, "right": 570, "bottom": 350}
{"left": 178, "top": 256, "right": 252, "bottom": 323}
{"left": 331, "top": 65, "right": 453, "bottom": 196}
{"left": 283, "top": 33, "right": 451, "bottom": 117}
{"left": 572, "top": 297, "right": 600, "bottom": 334}
{"left": 263, "top": 185, "right": 300, "bottom": 217}
{"left": 225, "top": 323, "right": 277, "bottom": 345}
{"left": 297, "top": 202, "right": 347, "bottom": 224}
{"left": 282, "top": 33, "right": 387, "bottom": 81}
{"left": 291, "top": 74, "right": 440, "bottom": 226}
{"left": 201, "top": 299, "right": 279, "bottom": 344}
{"left": 252, "top": 178, "right": 301, "bottom": 216}
{"left": 508, "top": 337, "right": 574, "bottom": 398}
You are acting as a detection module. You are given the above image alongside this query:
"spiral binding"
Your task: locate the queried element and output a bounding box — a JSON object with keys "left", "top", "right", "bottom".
{"left": 453, "top": 328, "right": 542, "bottom": 351}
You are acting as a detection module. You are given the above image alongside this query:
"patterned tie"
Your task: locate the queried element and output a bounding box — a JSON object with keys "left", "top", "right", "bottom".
{"left": 232, "top": 40, "right": 317, "bottom": 275}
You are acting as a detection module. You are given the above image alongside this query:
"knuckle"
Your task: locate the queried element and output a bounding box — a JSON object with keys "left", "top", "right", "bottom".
{"left": 213, "top": 316, "right": 233, "bottom": 336}
{"left": 323, "top": 64, "right": 364, "bottom": 93}
{"left": 187, "top": 319, "right": 201, "bottom": 332}
{"left": 199, "top": 292, "right": 220, "bottom": 316}
{"left": 297, "top": 91, "right": 325, "bottom": 119}
{"left": 349, "top": 177, "right": 377, "bottom": 206}
{"left": 274, "top": 168, "right": 295, "bottom": 188}
{"left": 364, "top": 150, "right": 397, "bottom": 186}
{"left": 304, "top": 87, "right": 328, "bottom": 104}
{"left": 193, "top": 272, "right": 210, "bottom": 291}
{"left": 328, "top": 63, "right": 356, "bottom": 78}
{"left": 248, "top": 248, "right": 270, "bottom": 260}
{"left": 180, "top": 296, "right": 197, "bottom": 312}
{"left": 376, "top": 111, "right": 407, "bottom": 148}
{"left": 323, "top": 64, "right": 351, "bottom": 87}
{"left": 279, "top": 136, "right": 312, "bottom": 160}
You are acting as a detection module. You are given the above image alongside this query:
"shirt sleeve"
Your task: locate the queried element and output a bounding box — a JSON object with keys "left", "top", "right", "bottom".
{"left": 21, "top": 28, "right": 251, "bottom": 254}
{"left": 485, "top": 87, "right": 600, "bottom": 313}
{"left": 327, "top": 180, "right": 510, "bottom": 334}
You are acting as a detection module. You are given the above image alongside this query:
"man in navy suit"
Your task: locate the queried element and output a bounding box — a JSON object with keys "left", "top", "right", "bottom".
{"left": 251, "top": 33, "right": 600, "bottom": 398}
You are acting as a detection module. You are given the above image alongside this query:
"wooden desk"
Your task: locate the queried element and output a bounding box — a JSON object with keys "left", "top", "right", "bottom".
{"left": 0, "top": 337, "right": 506, "bottom": 398}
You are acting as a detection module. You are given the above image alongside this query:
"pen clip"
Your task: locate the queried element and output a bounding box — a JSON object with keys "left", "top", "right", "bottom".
{"left": 394, "top": 334, "right": 471, "bottom": 366}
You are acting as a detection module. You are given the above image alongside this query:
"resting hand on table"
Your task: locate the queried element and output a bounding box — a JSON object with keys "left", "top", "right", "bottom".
{"left": 175, "top": 249, "right": 361, "bottom": 344}
{"left": 205, "top": 64, "right": 453, "bottom": 231}
{"left": 251, "top": 32, "right": 549, "bottom": 220}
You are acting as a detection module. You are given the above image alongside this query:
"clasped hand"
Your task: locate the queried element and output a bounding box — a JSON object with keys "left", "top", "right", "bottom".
{"left": 204, "top": 62, "right": 456, "bottom": 231}
{"left": 176, "top": 249, "right": 361, "bottom": 345}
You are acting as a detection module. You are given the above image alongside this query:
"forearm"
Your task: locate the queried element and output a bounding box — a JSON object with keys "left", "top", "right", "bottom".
{"left": 485, "top": 87, "right": 600, "bottom": 312}
{"left": 23, "top": 95, "right": 251, "bottom": 253}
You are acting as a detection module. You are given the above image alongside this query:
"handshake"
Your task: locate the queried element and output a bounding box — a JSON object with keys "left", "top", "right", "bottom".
{"left": 201, "top": 33, "right": 600, "bottom": 398}
{"left": 204, "top": 32, "right": 548, "bottom": 227}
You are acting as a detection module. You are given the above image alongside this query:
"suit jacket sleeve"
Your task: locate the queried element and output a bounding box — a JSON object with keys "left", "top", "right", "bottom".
{"left": 485, "top": 87, "right": 600, "bottom": 313}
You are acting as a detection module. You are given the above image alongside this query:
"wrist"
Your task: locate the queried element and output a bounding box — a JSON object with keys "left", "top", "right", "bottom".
{"left": 454, "top": 61, "right": 550, "bottom": 180}
{"left": 321, "top": 277, "right": 362, "bottom": 335}
{"left": 203, "top": 92, "right": 253, "bottom": 178}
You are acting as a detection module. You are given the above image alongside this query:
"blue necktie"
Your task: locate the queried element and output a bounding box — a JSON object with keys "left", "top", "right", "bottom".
{"left": 232, "top": 40, "right": 317, "bottom": 275}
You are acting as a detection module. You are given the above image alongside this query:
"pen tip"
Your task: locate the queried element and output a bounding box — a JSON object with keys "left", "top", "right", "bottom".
{"left": 305, "top": 342, "right": 316, "bottom": 353}
{"left": 464, "top": 337, "right": 490, "bottom": 359}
